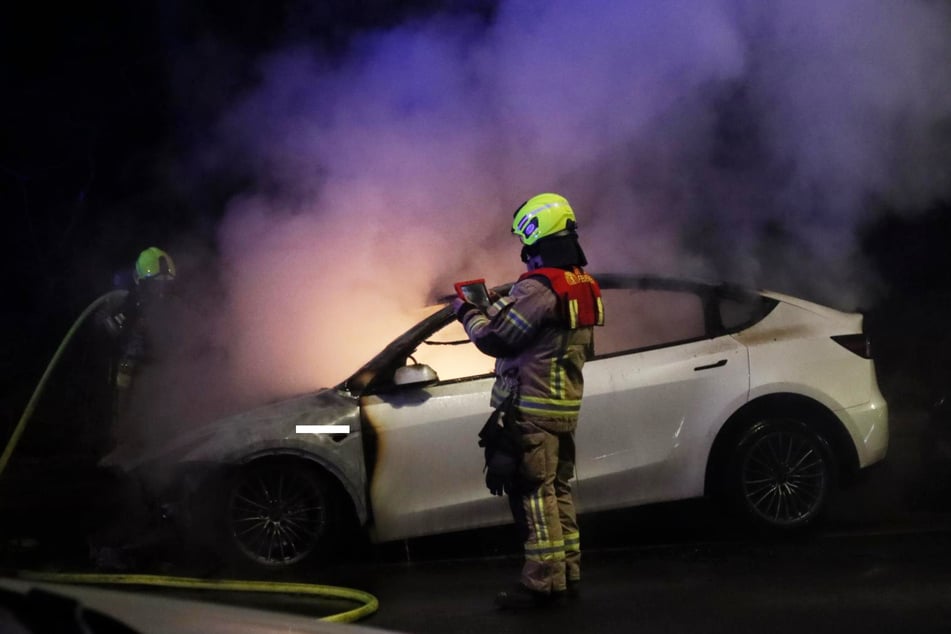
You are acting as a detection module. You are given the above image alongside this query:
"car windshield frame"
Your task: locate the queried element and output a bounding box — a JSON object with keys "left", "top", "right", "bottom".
{"left": 339, "top": 304, "right": 455, "bottom": 396}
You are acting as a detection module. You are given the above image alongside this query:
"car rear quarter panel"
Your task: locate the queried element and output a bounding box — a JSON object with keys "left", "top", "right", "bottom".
{"left": 732, "top": 300, "right": 889, "bottom": 468}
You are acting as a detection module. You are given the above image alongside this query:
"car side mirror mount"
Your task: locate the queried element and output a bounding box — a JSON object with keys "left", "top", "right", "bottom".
{"left": 393, "top": 363, "right": 439, "bottom": 387}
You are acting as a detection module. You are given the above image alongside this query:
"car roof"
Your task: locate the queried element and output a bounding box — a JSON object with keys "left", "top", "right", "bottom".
{"left": 342, "top": 273, "right": 768, "bottom": 395}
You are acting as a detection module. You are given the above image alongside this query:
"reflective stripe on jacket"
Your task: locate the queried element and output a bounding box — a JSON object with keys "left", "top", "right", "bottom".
{"left": 461, "top": 275, "right": 596, "bottom": 433}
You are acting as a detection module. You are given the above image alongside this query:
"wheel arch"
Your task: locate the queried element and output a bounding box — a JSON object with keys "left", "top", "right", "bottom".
{"left": 218, "top": 449, "right": 365, "bottom": 528}
{"left": 184, "top": 451, "right": 362, "bottom": 571}
{"left": 704, "top": 392, "right": 860, "bottom": 498}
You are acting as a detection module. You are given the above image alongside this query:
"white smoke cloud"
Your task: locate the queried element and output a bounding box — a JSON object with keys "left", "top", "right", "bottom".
{"left": 195, "top": 0, "right": 951, "bottom": 402}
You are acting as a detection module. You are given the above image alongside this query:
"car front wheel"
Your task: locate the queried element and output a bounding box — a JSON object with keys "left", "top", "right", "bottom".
{"left": 219, "top": 461, "right": 333, "bottom": 570}
{"left": 729, "top": 419, "right": 834, "bottom": 530}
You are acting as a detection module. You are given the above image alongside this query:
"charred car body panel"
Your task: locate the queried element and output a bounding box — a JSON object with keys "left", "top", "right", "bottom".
{"left": 103, "top": 389, "right": 369, "bottom": 524}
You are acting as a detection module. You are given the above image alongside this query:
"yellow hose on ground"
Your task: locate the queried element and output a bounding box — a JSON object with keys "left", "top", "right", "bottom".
{"left": 2, "top": 291, "right": 380, "bottom": 623}
{"left": 17, "top": 571, "right": 378, "bottom": 623}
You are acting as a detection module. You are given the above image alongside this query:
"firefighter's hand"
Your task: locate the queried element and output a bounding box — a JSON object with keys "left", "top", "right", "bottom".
{"left": 103, "top": 312, "right": 127, "bottom": 337}
{"left": 452, "top": 297, "right": 478, "bottom": 322}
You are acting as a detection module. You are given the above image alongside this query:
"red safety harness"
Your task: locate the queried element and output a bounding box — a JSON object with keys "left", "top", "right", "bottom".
{"left": 520, "top": 267, "right": 605, "bottom": 329}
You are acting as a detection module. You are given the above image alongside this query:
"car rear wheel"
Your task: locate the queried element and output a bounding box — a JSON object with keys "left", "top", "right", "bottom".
{"left": 220, "top": 461, "right": 333, "bottom": 570}
{"left": 729, "top": 419, "right": 834, "bottom": 530}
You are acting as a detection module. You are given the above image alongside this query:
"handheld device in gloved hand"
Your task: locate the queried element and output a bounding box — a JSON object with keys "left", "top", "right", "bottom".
{"left": 454, "top": 278, "right": 490, "bottom": 309}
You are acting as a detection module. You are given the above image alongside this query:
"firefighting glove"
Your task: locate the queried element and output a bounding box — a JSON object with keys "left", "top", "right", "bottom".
{"left": 484, "top": 447, "right": 518, "bottom": 496}
{"left": 104, "top": 312, "right": 127, "bottom": 336}
{"left": 486, "top": 471, "right": 508, "bottom": 496}
{"left": 452, "top": 297, "right": 479, "bottom": 323}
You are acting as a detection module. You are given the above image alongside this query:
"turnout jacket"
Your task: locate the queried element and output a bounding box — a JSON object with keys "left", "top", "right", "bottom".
{"left": 458, "top": 268, "right": 602, "bottom": 433}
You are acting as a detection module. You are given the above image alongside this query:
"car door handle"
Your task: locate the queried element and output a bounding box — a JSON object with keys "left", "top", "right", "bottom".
{"left": 694, "top": 359, "right": 728, "bottom": 371}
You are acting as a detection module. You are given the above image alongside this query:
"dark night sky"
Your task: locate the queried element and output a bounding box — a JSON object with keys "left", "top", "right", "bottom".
{"left": 1, "top": 1, "right": 490, "bottom": 421}
{"left": 2, "top": 2, "right": 237, "bottom": 424}
{"left": 2, "top": 1, "right": 451, "bottom": 283}
{"left": 2, "top": 0, "right": 951, "bottom": 435}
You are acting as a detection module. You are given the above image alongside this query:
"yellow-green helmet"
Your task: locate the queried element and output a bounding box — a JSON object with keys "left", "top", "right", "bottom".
{"left": 512, "top": 193, "right": 577, "bottom": 246}
{"left": 134, "top": 247, "right": 176, "bottom": 283}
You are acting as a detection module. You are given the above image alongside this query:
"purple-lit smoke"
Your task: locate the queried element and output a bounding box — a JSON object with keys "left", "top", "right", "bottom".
{"left": 191, "top": 0, "right": 951, "bottom": 405}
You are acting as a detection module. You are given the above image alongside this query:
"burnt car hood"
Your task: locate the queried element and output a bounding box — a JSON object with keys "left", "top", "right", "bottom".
{"left": 100, "top": 387, "right": 362, "bottom": 473}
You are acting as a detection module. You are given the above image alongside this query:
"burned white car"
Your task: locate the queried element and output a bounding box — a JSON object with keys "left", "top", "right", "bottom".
{"left": 104, "top": 274, "right": 889, "bottom": 570}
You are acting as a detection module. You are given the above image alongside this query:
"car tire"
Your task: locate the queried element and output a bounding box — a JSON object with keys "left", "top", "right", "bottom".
{"left": 214, "top": 460, "right": 335, "bottom": 571}
{"left": 728, "top": 419, "right": 835, "bottom": 531}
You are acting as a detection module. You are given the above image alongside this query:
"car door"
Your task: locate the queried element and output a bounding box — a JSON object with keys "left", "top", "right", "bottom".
{"left": 359, "top": 319, "right": 512, "bottom": 543}
{"left": 575, "top": 286, "right": 750, "bottom": 513}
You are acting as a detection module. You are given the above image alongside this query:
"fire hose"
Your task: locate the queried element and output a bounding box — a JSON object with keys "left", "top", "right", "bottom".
{"left": 0, "top": 290, "right": 127, "bottom": 481}
{"left": 15, "top": 571, "right": 378, "bottom": 624}
{"left": 0, "top": 291, "right": 379, "bottom": 624}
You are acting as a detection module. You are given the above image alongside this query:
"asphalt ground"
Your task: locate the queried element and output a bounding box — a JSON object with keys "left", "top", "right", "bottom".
{"left": 335, "top": 400, "right": 951, "bottom": 633}
{"left": 350, "top": 528, "right": 951, "bottom": 634}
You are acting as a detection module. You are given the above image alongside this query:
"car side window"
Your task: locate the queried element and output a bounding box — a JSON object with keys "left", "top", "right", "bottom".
{"left": 414, "top": 319, "right": 495, "bottom": 381}
{"left": 718, "top": 293, "right": 776, "bottom": 332}
{"left": 595, "top": 288, "right": 706, "bottom": 356}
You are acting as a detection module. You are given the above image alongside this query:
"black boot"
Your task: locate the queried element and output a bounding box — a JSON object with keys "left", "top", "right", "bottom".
{"left": 495, "top": 584, "right": 564, "bottom": 610}
{"left": 566, "top": 578, "right": 581, "bottom": 598}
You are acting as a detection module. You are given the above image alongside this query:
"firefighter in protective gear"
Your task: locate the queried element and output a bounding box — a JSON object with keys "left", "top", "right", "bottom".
{"left": 86, "top": 247, "right": 178, "bottom": 568}
{"left": 453, "top": 193, "right": 604, "bottom": 609}
{"left": 100, "top": 247, "right": 176, "bottom": 433}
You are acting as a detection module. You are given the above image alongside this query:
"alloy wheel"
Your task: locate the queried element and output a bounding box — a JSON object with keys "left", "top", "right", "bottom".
{"left": 739, "top": 427, "right": 829, "bottom": 527}
{"left": 227, "top": 464, "right": 328, "bottom": 566}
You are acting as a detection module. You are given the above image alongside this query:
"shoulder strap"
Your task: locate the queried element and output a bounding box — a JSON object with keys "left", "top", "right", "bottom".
{"left": 519, "top": 267, "right": 604, "bottom": 328}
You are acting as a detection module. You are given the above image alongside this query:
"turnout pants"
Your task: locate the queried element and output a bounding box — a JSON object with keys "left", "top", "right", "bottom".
{"left": 509, "top": 420, "right": 581, "bottom": 594}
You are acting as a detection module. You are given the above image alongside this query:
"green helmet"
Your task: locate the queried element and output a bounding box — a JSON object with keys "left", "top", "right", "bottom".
{"left": 134, "top": 247, "right": 176, "bottom": 283}
{"left": 512, "top": 193, "right": 577, "bottom": 246}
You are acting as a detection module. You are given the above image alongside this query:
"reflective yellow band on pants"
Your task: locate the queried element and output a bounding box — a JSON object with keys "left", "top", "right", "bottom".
{"left": 517, "top": 395, "right": 582, "bottom": 418}
{"left": 525, "top": 541, "right": 567, "bottom": 562}
{"left": 563, "top": 531, "right": 580, "bottom": 552}
{"left": 528, "top": 488, "right": 548, "bottom": 542}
